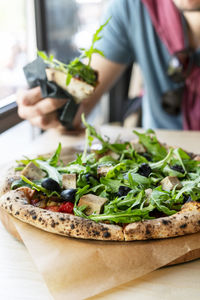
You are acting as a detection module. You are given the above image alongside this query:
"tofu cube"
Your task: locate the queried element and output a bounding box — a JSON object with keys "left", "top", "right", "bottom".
{"left": 161, "top": 176, "right": 182, "bottom": 192}
{"left": 21, "top": 162, "right": 46, "bottom": 180}
{"left": 130, "top": 141, "right": 146, "bottom": 153}
{"left": 78, "top": 194, "right": 107, "bottom": 215}
{"left": 97, "top": 165, "right": 113, "bottom": 176}
{"left": 62, "top": 174, "right": 76, "bottom": 189}
{"left": 106, "top": 150, "right": 120, "bottom": 160}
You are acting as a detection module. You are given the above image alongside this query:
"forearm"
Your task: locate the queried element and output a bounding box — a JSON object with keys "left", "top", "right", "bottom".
{"left": 73, "top": 54, "right": 126, "bottom": 127}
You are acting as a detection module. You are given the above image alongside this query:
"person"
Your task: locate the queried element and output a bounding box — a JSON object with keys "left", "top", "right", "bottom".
{"left": 17, "top": 0, "right": 200, "bottom": 132}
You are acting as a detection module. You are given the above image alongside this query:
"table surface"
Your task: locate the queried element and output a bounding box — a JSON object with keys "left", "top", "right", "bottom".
{"left": 0, "top": 125, "right": 200, "bottom": 300}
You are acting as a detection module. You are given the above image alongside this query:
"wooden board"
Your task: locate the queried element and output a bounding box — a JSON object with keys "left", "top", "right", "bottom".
{"left": 0, "top": 207, "right": 199, "bottom": 266}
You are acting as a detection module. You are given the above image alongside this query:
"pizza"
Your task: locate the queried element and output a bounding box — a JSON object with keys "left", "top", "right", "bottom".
{"left": 0, "top": 118, "right": 200, "bottom": 241}
{"left": 36, "top": 19, "right": 111, "bottom": 104}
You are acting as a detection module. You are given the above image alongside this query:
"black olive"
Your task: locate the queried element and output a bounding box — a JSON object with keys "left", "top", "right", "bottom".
{"left": 117, "top": 186, "right": 131, "bottom": 197}
{"left": 170, "top": 164, "right": 185, "bottom": 174}
{"left": 137, "top": 163, "right": 152, "bottom": 177}
{"left": 185, "top": 196, "right": 192, "bottom": 203}
{"left": 183, "top": 194, "right": 192, "bottom": 203}
{"left": 41, "top": 178, "right": 61, "bottom": 192}
{"left": 60, "top": 189, "right": 77, "bottom": 202}
{"left": 140, "top": 152, "right": 152, "bottom": 161}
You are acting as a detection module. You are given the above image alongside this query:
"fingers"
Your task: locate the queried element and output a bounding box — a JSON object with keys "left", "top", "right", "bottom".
{"left": 17, "top": 87, "right": 42, "bottom": 106}
{"left": 18, "top": 97, "right": 67, "bottom": 120}
{"left": 17, "top": 87, "right": 69, "bottom": 131}
{"left": 29, "top": 112, "right": 62, "bottom": 130}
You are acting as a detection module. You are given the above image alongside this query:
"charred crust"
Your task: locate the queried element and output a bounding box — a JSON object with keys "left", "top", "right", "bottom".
{"left": 15, "top": 211, "right": 19, "bottom": 215}
{"left": 59, "top": 217, "right": 65, "bottom": 221}
{"left": 180, "top": 223, "right": 187, "bottom": 229}
{"left": 70, "top": 224, "right": 75, "bottom": 229}
{"left": 162, "top": 219, "right": 171, "bottom": 225}
{"left": 7, "top": 197, "right": 10, "bottom": 200}
{"left": 101, "top": 227, "right": 108, "bottom": 231}
{"left": 92, "top": 230, "right": 100, "bottom": 236}
{"left": 145, "top": 224, "right": 152, "bottom": 236}
{"left": 38, "top": 217, "right": 42, "bottom": 222}
{"left": 32, "top": 215, "right": 37, "bottom": 220}
{"left": 51, "top": 221, "right": 56, "bottom": 228}
{"left": 103, "top": 231, "right": 111, "bottom": 238}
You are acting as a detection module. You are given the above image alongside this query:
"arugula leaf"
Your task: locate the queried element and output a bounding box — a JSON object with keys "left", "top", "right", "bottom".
{"left": 175, "top": 176, "right": 200, "bottom": 200}
{"left": 88, "top": 205, "right": 154, "bottom": 223}
{"left": 150, "top": 148, "right": 173, "bottom": 170}
{"left": 80, "top": 17, "right": 111, "bottom": 66}
{"left": 47, "top": 143, "right": 62, "bottom": 167}
{"left": 20, "top": 175, "right": 60, "bottom": 197}
{"left": 35, "top": 160, "right": 62, "bottom": 184}
{"left": 133, "top": 130, "right": 167, "bottom": 160}
{"left": 150, "top": 189, "right": 177, "bottom": 215}
{"left": 127, "top": 173, "right": 151, "bottom": 188}
{"left": 100, "top": 177, "right": 122, "bottom": 193}
{"left": 11, "top": 179, "right": 33, "bottom": 190}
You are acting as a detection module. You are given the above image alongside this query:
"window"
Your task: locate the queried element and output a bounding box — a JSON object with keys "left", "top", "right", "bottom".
{"left": 37, "top": 0, "right": 110, "bottom": 62}
{"left": 0, "top": 0, "right": 36, "bottom": 133}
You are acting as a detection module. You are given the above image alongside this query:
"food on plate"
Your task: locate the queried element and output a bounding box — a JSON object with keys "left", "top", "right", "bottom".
{"left": 0, "top": 116, "right": 200, "bottom": 241}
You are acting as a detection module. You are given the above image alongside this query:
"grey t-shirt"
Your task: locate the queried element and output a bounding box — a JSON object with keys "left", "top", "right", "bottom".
{"left": 96, "top": 0, "right": 183, "bottom": 129}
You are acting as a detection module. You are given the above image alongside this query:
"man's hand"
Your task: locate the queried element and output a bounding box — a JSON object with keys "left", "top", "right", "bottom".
{"left": 17, "top": 55, "right": 126, "bottom": 131}
{"left": 17, "top": 87, "right": 68, "bottom": 130}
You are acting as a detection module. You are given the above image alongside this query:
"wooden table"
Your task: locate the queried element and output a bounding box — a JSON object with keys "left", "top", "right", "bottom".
{"left": 0, "top": 126, "right": 200, "bottom": 300}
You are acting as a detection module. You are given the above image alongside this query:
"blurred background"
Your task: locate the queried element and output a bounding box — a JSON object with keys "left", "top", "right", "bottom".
{"left": 0, "top": 0, "right": 142, "bottom": 158}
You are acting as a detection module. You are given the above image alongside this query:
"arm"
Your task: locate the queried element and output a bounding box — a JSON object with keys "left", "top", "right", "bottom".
{"left": 73, "top": 54, "right": 126, "bottom": 128}
{"left": 16, "top": 54, "right": 126, "bottom": 131}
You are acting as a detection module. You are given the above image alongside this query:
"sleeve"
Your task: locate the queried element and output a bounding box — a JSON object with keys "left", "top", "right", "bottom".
{"left": 96, "top": 0, "right": 135, "bottom": 65}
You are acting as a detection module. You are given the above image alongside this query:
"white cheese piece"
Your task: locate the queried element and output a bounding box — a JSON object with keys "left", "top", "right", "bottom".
{"left": 21, "top": 162, "right": 46, "bottom": 180}
{"left": 78, "top": 194, "right": 107, "bottom": 215}
{"left": 46, "top": 68, "right": 95, "bottom": 103}
{"left": 62, "top": 174, "right": 76, "bottom": 189}
{"left": 161, "top": 176, "right": 182, "bottom": 192}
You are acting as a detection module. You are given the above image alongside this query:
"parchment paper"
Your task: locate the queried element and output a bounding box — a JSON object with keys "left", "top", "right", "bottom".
{"left": 1, "top": 211, "right": 200, "bottom": 300}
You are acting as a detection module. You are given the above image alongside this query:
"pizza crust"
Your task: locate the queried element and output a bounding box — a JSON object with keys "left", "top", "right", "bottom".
{"left": 124, "top": 202, "right": 200, "bottom": 241}
{"left": 0, "top": 190, "right": 124, "bottom": 241}
{"left": 1, "top": 187, "right": 200, "bottom": 241}
{"left": 0, "top": 168, "right": 20, "bottom": 197}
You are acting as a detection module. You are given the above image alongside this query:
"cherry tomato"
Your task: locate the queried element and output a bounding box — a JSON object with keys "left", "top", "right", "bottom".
{"left": 59, "top": 202, "right": 74, "bottom": 214}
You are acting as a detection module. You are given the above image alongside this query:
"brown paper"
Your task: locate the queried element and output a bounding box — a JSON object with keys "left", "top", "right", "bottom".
{"left": 1, "top": 212, "right": 199, "bottom": 300}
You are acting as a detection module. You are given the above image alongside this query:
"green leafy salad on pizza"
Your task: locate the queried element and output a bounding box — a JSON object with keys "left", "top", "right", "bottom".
{"left": 0, "top": 116, "right": 200, "bottom": 241}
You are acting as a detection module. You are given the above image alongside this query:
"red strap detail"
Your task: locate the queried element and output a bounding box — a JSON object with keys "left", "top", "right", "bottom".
{"left": 141, "top": 0, "right": 200, "bottom": 130}
{"left": 142, "top": 0, "right": 184, "bottom": 54}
